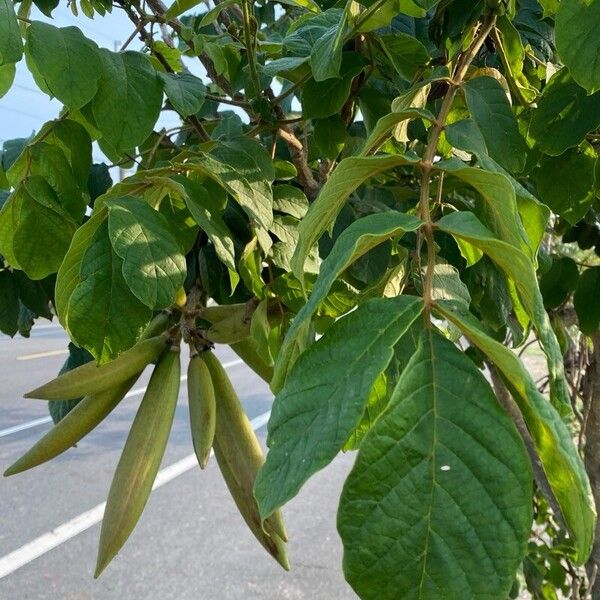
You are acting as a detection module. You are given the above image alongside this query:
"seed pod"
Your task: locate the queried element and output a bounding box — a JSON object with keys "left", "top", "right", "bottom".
{"left": 205, "top": 311, "right": 251, "bottom": 344}
{"left": 188, "top": 353, "right": 216, "bottom": 469}
{"left": 95, "top": 346, "right": 181, "bottom": 578}
{"left": 5, "top": 376, "right": 139, "bottom": 477}
{"left": 202, "top": 351, "right": 288, "bottom": 545}
{"left": 199, "top": 303, "right": 247, "bottom": 324}
{"left": 213, "top": 436, "right": 289, "bottom": 570}
{"left": 230, "top": 338, "right": 274, "bottom": 383}
{"left": 25, "top": 335, "right": 167, "bottom": 400}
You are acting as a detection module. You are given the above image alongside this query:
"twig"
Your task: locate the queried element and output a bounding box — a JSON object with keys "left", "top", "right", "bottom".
{"left": 418, "top": 13, "right": 497, "bottom": 320}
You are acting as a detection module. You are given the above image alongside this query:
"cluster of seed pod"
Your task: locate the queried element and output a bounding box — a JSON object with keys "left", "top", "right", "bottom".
{"left": 4, "top": 305, "right": 289, "bottom": 576}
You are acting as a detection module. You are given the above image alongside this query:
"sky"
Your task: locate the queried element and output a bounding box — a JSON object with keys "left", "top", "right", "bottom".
{"left": 0, "top": 5, "right": 197, "bottom": 161}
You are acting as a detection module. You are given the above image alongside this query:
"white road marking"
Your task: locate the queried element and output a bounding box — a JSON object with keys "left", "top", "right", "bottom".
{"left": 0, "top": 363, "right": 265, "bottom": 580}
{"left": 17, "top": 349, "right": 69, "bottom": 361}
{"left": 0, "top": 359, "right": 244, "bottom": 439}
{"left": 0, "top": 417, "right": 53, "bottom": 438}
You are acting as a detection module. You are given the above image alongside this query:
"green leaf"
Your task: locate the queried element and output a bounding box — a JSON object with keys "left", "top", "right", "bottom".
{"left": 55, "top": 208, "right": 107, "bottom": 334}
{"left": 0, "top": 63, "right": 15, "bottom": 98}
{"left": 0, "top": 269, "right": 19, "bottom": 336}
{"left": 556, "top": 0, "right": 600, "bottom": 94}
{"left": 25, "top": 22, "right": 102, "bottom": 109}
{"left": 195, "top": 0, "right": 238, "bottom": 26}
{"left": 68, "top": 219, "right": 152, "bottom": 362}
{"left": 338, "top": 329, "right": 532, "bottom": 600}
{"left": 272, "top": 185, "right": 309, "bottom": 219}
{"left": 535, "top": 146, "right": 597, "bottom": 225}
{"left": 159, "top": 72, "right": 206, "bottom": 117}
{"left": 530, "top": 69, "right": 600, "bottom": 157}
{"left": 476, "top": 154, "right": 550, "bottom": 257}
{"left": 435, "top": 300, "right": 596, "bottom": 565}
{"left": 8, "top": 141, "right": 87, "bottom": 221}
{"left": 176, "top": 176, "right": 237, "bottom": 281}
{"left": 301, "top": 53, "right": 365, "bottom": 119}
{"left": 291, "top": 154, "right": 419, "bottom": 279}
{"left": 165, "top": 0, "right": 202, "bottom": 19}
{"left": 359, "top": 107, "right": 434, "bottom": 156}
{"left": 437, "top": 211, "right": 571, "bottom": 414}
{"left": 91, "top": 50, "right": 163, "bottom": 153}
{"left": 36, "top": 119, "right": 93, "bottom": 193}
{"left": 309, "top": 11, "right": 347, "bottom": 82}
{"left": 0, "top": 0, "right": 23, "bottom": 66}
{"left": 313, "top": 115, "right": 346, "bottom": 159}
{"left": 436, "top": 161, "right": 532, "bottom": 257}
{"left": 539, "top": 256, "right": 579, "bottom": 310}
{"left": 275, "top": 211, "right": 422, "bottom": 392}
{"left": 0, "top": 178, "right": 77, "bottom": 280}
{"left": 255, "top": 295, "right": 424, "bottom": 520}
{"left": 574, "top": 267, "right": 600, "bottom": 335}
{"left": 107, "top": 197, "right": 186, "bottom": 310}
{"left": 495, "top": 15, "right": 537, "bottom": 104}
{"left": 377, "top": 33, "right": 430, "bottom": 82}
{"left": 445, "top": 119, "right": 487, "bottom": 158}
{"left": 464, "top": 76, "right": 527, "bottom": 173}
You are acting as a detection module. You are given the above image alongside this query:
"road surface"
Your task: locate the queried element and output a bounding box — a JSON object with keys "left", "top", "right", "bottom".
{"left": 0, "top": 322, "right": 356, "bottom": 599}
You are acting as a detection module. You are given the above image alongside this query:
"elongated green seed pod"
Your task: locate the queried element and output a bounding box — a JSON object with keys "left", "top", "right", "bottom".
{"left": 25, "top": 335, "right": 167, "bottom": 400}
{"left": 213, "top": 437, "right": 289, "bottom": 570}
{"left": 199, "top": 303, "right": 246, "bottom": 324}
{"left": 4, "top": 376, "right": 139, "bottom": 477}
{"left": 188, "top": 353, "right": 216, "bottom": 469}
{"left": 205, "top": 312, "right": 251, "bottom": 344}
{"left": 202, "top": 351, "right": 288, "bottom": 545}
{"left": 95, "top": 346, "right": 181, "bottom": 578}
{"left": 230, "top": 338, "right": 274, "bottom": 383}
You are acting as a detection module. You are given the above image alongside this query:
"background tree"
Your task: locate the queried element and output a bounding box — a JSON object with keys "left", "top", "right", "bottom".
{"left": 1, "top": 0, "right": 600, "bottom": 597}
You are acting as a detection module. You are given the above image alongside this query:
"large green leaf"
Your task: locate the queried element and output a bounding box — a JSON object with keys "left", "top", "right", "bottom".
{"left": 274, "top": 211, "right": 422, "bottom": 392}
{"left": 530, "top": 70, "right": 600, "bottom": 157}
{"left": 0, "top": 63, "right": 15, "bottom": 98}
{"left": 68, "top": 220, "right": 152, "bottom": 362}
{"left": 535, "top": 146, "right": 597, "bottom": 225}
{"left": 464, "top": 76, "right": 527, "bottom": 173}
{"left": 377, "top": 33, "right": 430, "bottom": 82}
{"left": 309, "top": 11, "right": 347, "bottom": 81}
{"left": 107, "top": 197, "right": 186, "bottom": 310}
{"left": 301, "top": 53, "right": 365, "bottom": 119}
{"left": 291, "top": 154, "right": 419, "bottom": 280}
{"left": 55, "top": 208, "right": 107, "bottom": 333}
{"left": 209, "top": 139, "right": 274, "bottom": 250}
{"left": 255, "top": 296, "right": 424, "bottom": 520}
{"left": 360, "top": 108, "right": 434, "bottom": 156}
{"left": 476, "top": 154, "right": 550, "bottom": 257}
{"left": 91, "top": 50, "right": 163, "bottom": 153}
{"left": 338, "top": 330, "right": 532, "bottom": 600}
{"left": 159, "top": 72, "right": 206, "bottom": 117}
{"left": 556, "top": 0, "right": 600, "bottom": 94}
{"left": 176, "top": 176, "right": 237, "bottom": 281}
{"left": 36, "top": 119, "right": 93, "bottom": 192}
{"left": 437, "top": 211, "right": 570, "bottom": 414}
{"left": 8, "top": 141, "right": 87, "bottom": 221}
{"left": 435, "top": 161, "right": 532, "bottom": 257}
{"left": 435, "top": 300, "right": 596, "bottom": 564}
{"left": 0, "top": 0, "right": 23, "bottom": 66}
{"left": 25, "top": 22, "right": 102, "bottom": 109}
{"left": 0, "top": 178, "right": 77, "bottom": 280}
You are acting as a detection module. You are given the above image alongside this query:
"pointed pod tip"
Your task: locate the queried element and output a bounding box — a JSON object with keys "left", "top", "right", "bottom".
{"left": 4, "top": 465, "right": 17, "bottom": 477}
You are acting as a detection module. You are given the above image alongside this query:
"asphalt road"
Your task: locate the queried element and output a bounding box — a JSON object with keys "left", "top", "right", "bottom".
{"left": 0, "top": 322, "right": 357, "bottom": 599}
